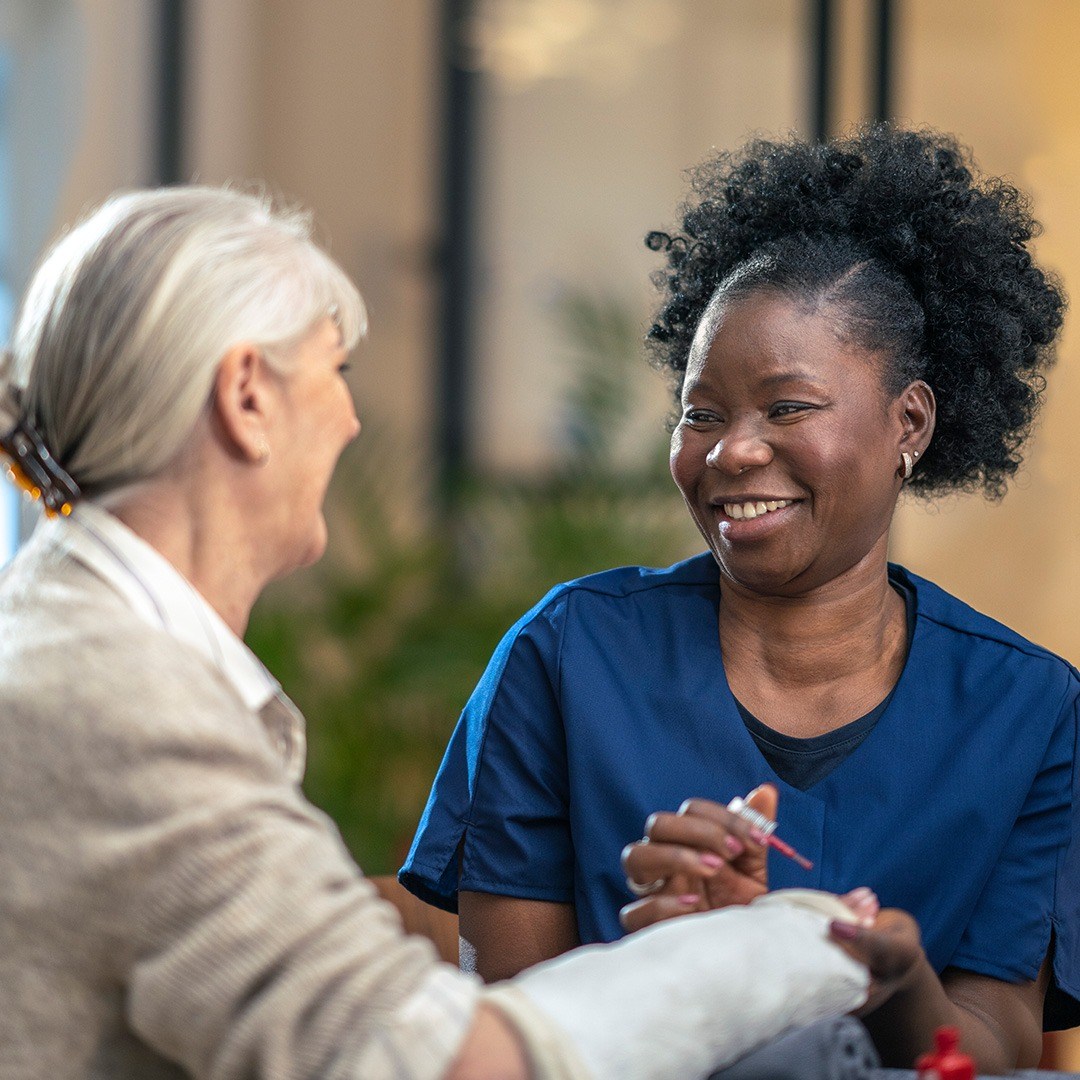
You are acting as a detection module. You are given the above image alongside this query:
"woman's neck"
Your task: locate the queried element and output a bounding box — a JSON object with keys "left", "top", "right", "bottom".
{"left": 111, "top": 476, "right": 267, "bottom": 638}
{"left": 719, "top": 547, "right": 909, "bottom": 735}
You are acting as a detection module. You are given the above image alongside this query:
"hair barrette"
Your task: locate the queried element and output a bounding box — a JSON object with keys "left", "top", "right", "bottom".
{"left": 0, "top": 411, "right": 81, "bottom": 518}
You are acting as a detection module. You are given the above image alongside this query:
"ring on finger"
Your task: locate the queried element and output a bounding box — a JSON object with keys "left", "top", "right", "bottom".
{"left": 625, "top": 875, "right": 666, "bottom": 897}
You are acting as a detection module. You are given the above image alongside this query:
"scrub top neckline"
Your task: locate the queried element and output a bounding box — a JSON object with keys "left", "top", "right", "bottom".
{"left": 702, "top": 562, "right": 922, "bottom": 799}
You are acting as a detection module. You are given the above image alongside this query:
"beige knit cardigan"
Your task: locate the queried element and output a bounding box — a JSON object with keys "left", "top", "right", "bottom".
{"left": 0, "top": 527, "right": 483, "bottom": 1080}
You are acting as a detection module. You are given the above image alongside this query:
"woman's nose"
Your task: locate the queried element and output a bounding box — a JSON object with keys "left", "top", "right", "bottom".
{"left": 704, "top": 425, "right": 773, "bottom": 474}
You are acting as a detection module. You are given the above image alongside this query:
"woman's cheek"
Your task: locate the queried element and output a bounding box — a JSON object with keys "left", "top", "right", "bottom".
{"left": 669, "top": 428, "right": 691, "bottom": 490}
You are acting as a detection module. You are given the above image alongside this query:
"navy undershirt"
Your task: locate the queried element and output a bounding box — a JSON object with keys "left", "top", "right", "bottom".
{"left": 734, "top": 579, "right": 917, "bottom": 790}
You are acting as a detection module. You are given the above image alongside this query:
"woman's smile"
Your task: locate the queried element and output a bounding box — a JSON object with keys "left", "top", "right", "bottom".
{"left": 670, "top": 288, "right": 909, "bottom": 595}
{"left": 720, "top": 498, "right": 794, "bottom": 521}
{"left": 715, "top": 497, "right": 800, "bottom": 539}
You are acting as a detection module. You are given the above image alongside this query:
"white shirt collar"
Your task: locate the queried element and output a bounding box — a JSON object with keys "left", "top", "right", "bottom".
{"left": 53, "top": 502, "right": 280, "bottom": 713}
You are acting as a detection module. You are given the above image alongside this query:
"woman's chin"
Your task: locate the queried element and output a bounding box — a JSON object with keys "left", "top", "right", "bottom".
{"left": 300, "top": 519, "right": 330, "bottom": 568}
{"left": 714, "top": 550, "right": 817, "bottom": 598}
{"left": 278, "top": 517, "right": 329, "bottom": 578}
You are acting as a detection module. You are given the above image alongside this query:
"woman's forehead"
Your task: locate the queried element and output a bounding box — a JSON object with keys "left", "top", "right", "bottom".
{"left": 684, "top": 291, "right": 881, "bottom": 392}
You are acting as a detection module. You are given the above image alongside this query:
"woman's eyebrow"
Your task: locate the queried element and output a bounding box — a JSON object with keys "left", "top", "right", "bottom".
{"left": 758, "top": 370, "right": 825, "bottom": 389}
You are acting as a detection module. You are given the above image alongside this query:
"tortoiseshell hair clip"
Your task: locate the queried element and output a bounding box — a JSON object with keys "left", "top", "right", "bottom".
{"left": 0, "top": 413, "right": 81, "bottom": 518}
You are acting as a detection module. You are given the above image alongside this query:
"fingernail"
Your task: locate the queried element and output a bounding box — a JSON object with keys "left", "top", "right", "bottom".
{"left": 830, "top": 920, "right": 859, "bottom": 940}
{"left": 678, "top": 894, "right": 699, "bottom": 906}
{"left": 723, "top": 836, "right": 744, "bottom": 858}
{"left": 701, "top": 852, "right": 724, "bottom": 869}
{"left": 748, "top": 826, "right": 770, "bottom": 845}
{"left": 847, "top": 887, "right": 874, "bottom": 903}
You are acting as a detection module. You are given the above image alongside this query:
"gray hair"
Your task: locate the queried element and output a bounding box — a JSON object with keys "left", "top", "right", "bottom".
{"left": 5, "top": 185, "right": 366, "bottom": 500}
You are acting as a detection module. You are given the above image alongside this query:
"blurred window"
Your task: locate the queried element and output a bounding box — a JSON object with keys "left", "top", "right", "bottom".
{"left": 0, "top": 0, "right": 84, "bottom": 567}
{"left": 468, "top": 0, "right": 807, "bottom": 475}
{"left": 0, "top": 48, "right": 16, "bottom": 568}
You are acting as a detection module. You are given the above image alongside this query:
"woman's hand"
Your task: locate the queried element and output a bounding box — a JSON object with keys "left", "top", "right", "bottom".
{"left": 620, "top": 785, "right": 777, "bottom": 932}
{"left": 829, "top": 909, "right": 1044, "bottom": 1073}
{"left": 829, "top": 908, "right": 924, "bottom": 1015}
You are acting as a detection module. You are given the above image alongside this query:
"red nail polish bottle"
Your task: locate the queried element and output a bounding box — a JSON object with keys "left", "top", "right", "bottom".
{"left": 915, "top": 1027, "right": 974, "bottom": 1080}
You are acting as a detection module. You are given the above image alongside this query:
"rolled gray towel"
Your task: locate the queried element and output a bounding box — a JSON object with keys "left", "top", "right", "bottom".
{"left": 710, "top": 1015, "right": 880, "bottom": 1080}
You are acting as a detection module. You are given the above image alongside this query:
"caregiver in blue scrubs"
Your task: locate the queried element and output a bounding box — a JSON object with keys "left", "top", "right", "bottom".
{"left": 400, "top": 126, "right": 1079, "bottom": 1072}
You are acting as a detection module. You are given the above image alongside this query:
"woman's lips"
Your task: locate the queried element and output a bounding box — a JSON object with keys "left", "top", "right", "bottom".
{"left": 720, "top": 498, "right": 794, "bottom": 521}
{"left": 715, "top": 498, "right": 799, "bottom": 536}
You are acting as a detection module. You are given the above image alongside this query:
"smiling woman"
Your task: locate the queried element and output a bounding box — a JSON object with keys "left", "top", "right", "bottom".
{"left": 401, "top": 126, "right": 1079, "bottom": 1073}
{"left": 671, "top": 288, "right": 934, "bottom": 600}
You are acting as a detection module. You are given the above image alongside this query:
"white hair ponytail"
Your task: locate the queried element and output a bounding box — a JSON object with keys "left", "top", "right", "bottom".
{"left": 9, "top": 186, "right": 366, "bottom": 501}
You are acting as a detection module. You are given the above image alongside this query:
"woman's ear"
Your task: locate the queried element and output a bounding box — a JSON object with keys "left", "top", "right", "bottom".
{"left": 212, "top": 343, "right": 277, "bottom": 464}
{"left": 898, "top": 379, "right": 936, "bottom": 460}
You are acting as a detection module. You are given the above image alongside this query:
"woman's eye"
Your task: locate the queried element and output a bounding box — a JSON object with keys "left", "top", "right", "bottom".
{"left": 337, "top": 363, "right": 352, "bottom": 375}
{"left": 769, "top": 401, "right": 813, "bottom": 419}
{"left": 683, "top": 409, "right": 721, "bottom": 425}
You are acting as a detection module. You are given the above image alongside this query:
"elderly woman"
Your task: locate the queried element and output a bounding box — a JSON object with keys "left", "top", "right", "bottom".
{"left": 0, "top": 186, "right": 882, "bottom": 1080}
{"left": 401, "top": 127, "right": 1079, "bottom": 1072}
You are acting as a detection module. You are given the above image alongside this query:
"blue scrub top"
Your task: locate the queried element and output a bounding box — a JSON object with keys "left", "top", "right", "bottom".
{"left": 401, "top": 554, "right": 1080, "bottom": 1026}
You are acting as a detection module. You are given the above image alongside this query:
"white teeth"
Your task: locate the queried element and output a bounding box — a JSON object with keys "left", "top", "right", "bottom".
{"left": 722, "top": 499, "right": 792, "bottom": 521}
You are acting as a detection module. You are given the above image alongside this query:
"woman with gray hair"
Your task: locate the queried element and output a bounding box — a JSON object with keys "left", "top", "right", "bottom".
{"left": 0, "top": 186, "right": 879, "bottom": 1080}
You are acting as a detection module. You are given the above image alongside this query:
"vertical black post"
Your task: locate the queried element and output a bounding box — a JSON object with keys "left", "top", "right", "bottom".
{"left": 157, "top": 0, "right": 186, "bottom": 184}
{"left": 871, "top": 0, "right": 895, "bottom": 123}
{"left": 436, "top": 0, "right": 479, "bottom": 506}
{"left": 810, "top": 0, "right": 834, "bottom": 141}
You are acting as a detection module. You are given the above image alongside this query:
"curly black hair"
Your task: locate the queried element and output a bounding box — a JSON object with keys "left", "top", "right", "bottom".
{"left": 645, "top": 125, "right": 1065, "bottom": 498}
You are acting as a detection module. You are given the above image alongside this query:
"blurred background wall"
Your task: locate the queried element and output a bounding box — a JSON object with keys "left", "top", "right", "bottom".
{"left": 3, "top": 0, "right": 1080, "bottom": 1062}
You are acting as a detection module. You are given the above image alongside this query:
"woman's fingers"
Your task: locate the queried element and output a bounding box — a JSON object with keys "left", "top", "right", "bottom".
{"left": 840, "top": 886, "right": 880, "bottom": 927}
{"left": 744, "top": 783, "right": 778, "bottom": 826}
{"left": 623, "top": 789, "right": 777, "bottom": 905}
{"left": 829, "top": 907, "right": 924, "bottom": 1012}
{"left": 621, "top": 788, "right": 780, "bottom": 918}
{"left": 621, "top": 838, "right": 727, "bottom": 887}
{"left": 671, "top": 799, "right": 771, "bottom": 886}
{"left": 620, "top": 892, "right": 702, "bottom": 933}
{"left": 648, "top": 801, "right": 761, "bottom": 855}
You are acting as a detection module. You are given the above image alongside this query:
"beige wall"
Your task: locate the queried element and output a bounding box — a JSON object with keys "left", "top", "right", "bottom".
{"left": 58, "top": 1, "right": 156, "bottom": 229}
{"left": 58, "top": 0, "right": 443, "bottom": 530}
{"left": 474, "top": 0, "right": 806, "bottom": 472}
{"left": 248, "top": 0, "right": 441, "bottom": 493}
{"left": 888, "top": 1, "right": 1080, "bottom": 666}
